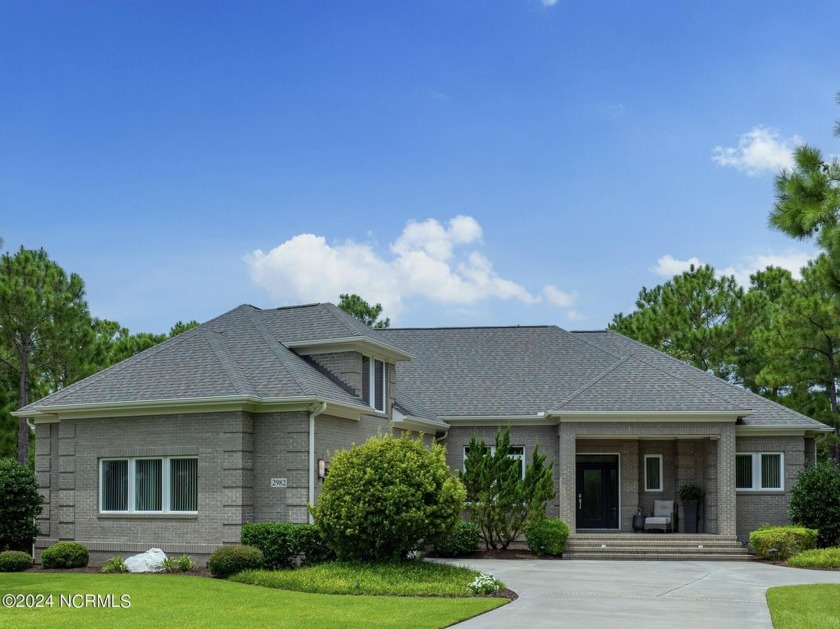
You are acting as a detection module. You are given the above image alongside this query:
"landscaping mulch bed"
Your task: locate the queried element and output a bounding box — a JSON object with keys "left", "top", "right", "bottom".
{"left": 488, "top": 587, "right": 518, "bottom": 601}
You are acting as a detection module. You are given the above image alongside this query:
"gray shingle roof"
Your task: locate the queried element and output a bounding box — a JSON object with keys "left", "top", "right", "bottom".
{"left": 378, "top": 326, "right": 622, "bottom": 416}
{"left": 379, "top": 326, "right": 827, "bottom": 429}
{"left": 20, "top": 304, "right": 369, "bottom": 412}
{"left": 19, "top": 303, "right": 829, "bottom": 432}
{"left": 570, "top": 331, "right": 828, "bottom": 428}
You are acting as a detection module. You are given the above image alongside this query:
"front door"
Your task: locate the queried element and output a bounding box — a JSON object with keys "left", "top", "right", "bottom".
{"left": 576, "top": 455, "right": 619, "bottom": 529}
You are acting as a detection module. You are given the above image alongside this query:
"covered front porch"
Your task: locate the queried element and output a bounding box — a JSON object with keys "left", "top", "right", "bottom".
{"left": 555, "top": 420, "right": 737, "bottom": 537}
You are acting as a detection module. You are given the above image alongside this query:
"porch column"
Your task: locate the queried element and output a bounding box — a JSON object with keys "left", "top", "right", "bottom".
{"left": 557, "top": 423, "right": 576, "bottom": 529}
{"left": 716, "top": 424, "right": 737, "bottom": 536}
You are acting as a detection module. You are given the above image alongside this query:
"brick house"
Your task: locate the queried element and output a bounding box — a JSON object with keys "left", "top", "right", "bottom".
{"left": 15, "top": 303, "right": 829, "bottom": 563}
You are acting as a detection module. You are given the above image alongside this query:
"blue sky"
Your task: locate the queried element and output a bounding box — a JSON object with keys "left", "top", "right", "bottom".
{"left": 1, "top": 1, "right": 837, "bottom": 333}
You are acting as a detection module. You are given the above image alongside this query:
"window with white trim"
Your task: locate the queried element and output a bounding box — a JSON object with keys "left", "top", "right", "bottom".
{"left": 644, "top": 454, "right": 663, "bottom": 492}
{"left": 361, "top": 356, "right": 387, "bottom": 413}
{"left": 100, "top": 457, "right": 198, "bottom": 513}
{"left": 463, "top": 445, "right": 525, "bottom": 479}
{"left": 736, "top": 453, "right": 783, "bottom": 491}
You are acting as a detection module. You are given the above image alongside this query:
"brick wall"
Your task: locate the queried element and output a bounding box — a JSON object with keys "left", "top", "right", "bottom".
{"left": 34, "top": 411, "right": 249, "bottom": 565}
{"left": 308, "top": 351, "right": 364, "bottom": 396}
{"left": 251, "top": 411, "right": 309, "bottom": 524}
{"left": 735, "top": 435, "right": 804, "bottom": 540}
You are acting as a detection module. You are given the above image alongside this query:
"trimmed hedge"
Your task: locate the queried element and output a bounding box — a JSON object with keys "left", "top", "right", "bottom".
{"left": 41, "top": 542, "right": 89, "bottom": 569}
{"left": 434, "top": 521, "right": 480, "bottom": 557}
{"left": 526, "top": 518, "right": 570, "bottom": 556}
{"left": 750, "top": 525, "right": 818, "bottom": 560}
{"left": 293, "top": 524, "right": 337, "bottom": 567}
{"left": 241, "top": 522, "right": 335, "bottom": 569}
{"left": 208, "top": 544, "right": 264, "bottom": 578}
{"left": 0, "top": 550, "right": 33, "bottom": 572}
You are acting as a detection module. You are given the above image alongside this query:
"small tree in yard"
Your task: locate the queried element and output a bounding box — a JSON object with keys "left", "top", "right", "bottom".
{"left": 310, "top": 433, "right": 465, "bottom": 562}
{"left": 789, "top": 461, "right": 840, "bottom": 548}
{"left": 462, "top": 428, "right": 555, "bottom": 550}
{"left": 0, "top": 458, "right": 43, "bottom": 552}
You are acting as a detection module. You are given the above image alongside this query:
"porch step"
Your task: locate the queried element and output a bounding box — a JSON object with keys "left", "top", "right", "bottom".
{"left": 566, "top": 553, "right": 752, "bottom": 561}
{"left": 564, "top": 534, "right": 752, "bottom": 561}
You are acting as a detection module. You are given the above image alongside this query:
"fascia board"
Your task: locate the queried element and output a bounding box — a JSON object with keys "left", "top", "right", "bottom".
{"left": 736, "top": 425, "right": 832, "bottom": 437}
{"left": 548, "top": 410, "right": 747, "bottom": 422}
{"left": 16, "top": 396, "right": 370, "bottom": 422}
{"left": 391, "top": 408, "right": 449, "bottom": 432}
{"left": 441, "top": 415, "right": 551, "bottom": 427}
{"left": 284, "top": 337, "right": 413, "bottom": 362}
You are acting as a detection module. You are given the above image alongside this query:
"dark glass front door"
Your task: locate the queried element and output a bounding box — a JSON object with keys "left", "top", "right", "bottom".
{"left": 576, "top": 455, "right": 619, "bottom": 529}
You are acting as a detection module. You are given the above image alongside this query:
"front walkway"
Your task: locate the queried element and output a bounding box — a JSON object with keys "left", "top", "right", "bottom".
{"left": 447, "top": 559, "right": 840, "bottom": 628}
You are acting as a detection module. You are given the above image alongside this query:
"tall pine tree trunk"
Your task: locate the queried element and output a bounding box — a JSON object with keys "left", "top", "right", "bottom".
{"left": 17, "top": 346, "right": 30, "bottom": 465}
{"left": 828, "top": 351, "right": 840, "bottom": 464}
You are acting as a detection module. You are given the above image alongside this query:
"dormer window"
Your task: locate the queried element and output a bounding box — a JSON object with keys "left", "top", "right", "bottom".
{"left": 361, "top": 356, "right": 386, "bottom": 412}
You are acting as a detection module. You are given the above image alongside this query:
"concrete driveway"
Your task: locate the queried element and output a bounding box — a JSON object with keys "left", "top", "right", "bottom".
{"left": 446, "top": 560, "right": 840, "bottom": 628}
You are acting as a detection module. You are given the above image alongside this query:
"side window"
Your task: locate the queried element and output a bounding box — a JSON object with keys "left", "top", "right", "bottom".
{"left": 361, "top": 356, "right": 386, "bottom": 412}
{"left": 644, "top": 454, "right": 663, "bottom": 492}
{"left": 463, "top": 445, "right": 526, "bottom": 479}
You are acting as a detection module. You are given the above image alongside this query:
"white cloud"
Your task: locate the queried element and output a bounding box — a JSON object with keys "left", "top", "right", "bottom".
{"left": 650, "top": 254, "right": 704, "bottom": 277}
{"left": 542, "top": 284, "right": 578, "bottom": 307}
{"left": 712, "top": 126, "right": 801, "bottom": 176}
{"left": 720, "top": 250, "right": 814, "bottom": 285}
{"left": 650, "top": 250, "right": 814, "bottom": 285}
{"left": 541, "top": 0, "right": 558, "bottom": 5}
{"left": 244, "top": 216, "right": 576, "bottom": 321}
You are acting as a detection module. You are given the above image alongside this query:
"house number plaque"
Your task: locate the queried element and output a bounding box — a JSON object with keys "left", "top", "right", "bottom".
{"left": 270, "top": 478, "right": 287, "bottom": 488}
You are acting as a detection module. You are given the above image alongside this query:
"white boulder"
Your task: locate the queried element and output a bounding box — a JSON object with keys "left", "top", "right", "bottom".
{"left": 124, "top": 548, "right": 167, "bottom": 573}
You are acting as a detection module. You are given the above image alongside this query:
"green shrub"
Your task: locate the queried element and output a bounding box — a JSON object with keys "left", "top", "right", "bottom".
{"left": 311, "top": 433, "right": 465, "bottom": 562}
{"left": 0, "top": 550, "right": 33, "bottom": 572}
{"left": 100, "top": 557, "right": 127, "bottom": 573}
{"left": 241, "top": 522, "right": 336, "bottom": 568}
{"left": 462, "top": 428, "right": 555, "bottom": 550}
{"left": 525, "top": 518, "right": 570, "bottom": 556}
{"left": 750, "top": 526, "right": 818, "bottom": 560}
{"left": 241, "top": 522, "right": 297, "bottom": 569}
{"left": 293, "top": 524, "right": 336, "bottom": 566}
{"left": 434, "top": 521, "right": 479, "bottom": 557}
{"left": 176, "top": 554, "right": 195, "bottom": 572}
{"left": 207, "top": 544, "right": 264, "bottom": 578}
{"left": 41, "top": 542, "right": 89, "bottom": 568}
{"left": 160, "top": 554, "right": 195, "bottom": 573}
{"left": 789, "top": 462, "right": 840, "bottom": 547}
{"left": 787, "top": 547, "right": 840, "bottom": 569}
{"left": 0, "top": 458, "right": 44, "bottom": 552}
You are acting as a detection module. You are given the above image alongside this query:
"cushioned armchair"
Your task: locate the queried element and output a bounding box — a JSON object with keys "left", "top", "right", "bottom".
{"left": 644, "top": 500, "right": 676, "bottom": 533}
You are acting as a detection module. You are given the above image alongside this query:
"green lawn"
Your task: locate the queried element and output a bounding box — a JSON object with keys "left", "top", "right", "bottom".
{"left": 231, "top": 561, "right": 490, "bottom": 596}
{"left": 767, "top": 584, "right": 840, "bottom": 629}
{"left": 0, "top": 573, "right": 505, "bottom": 629}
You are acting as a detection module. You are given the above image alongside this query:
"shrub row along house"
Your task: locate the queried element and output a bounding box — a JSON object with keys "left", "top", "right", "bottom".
{"left": 15, "top": 303, "right": 829, "bottom": 563}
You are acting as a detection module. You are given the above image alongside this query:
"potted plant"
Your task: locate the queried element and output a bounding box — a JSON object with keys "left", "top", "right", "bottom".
{"left": 679, "top": 484, "right": 704, "bottom": 534}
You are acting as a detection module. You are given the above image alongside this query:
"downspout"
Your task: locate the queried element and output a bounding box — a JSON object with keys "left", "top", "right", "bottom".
{"left": 435, "top": 430, "right": 449, "bottom": 443}
{"left": 308, "top": 401, "right": 327, "bottom": 523}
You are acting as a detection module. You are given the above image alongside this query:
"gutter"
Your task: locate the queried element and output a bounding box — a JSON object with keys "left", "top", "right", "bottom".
{"left": 308, "top": 401, "right": 327, "bottom": 523}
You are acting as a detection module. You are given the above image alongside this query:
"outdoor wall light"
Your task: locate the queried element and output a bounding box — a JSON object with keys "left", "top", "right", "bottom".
{"left": 317, "top": 458, "right": 328, "bottom": 482}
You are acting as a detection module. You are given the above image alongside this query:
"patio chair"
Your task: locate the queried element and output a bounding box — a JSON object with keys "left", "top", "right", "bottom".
{"left": 644, "top": 499, "right": 675, "bottom": 533}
